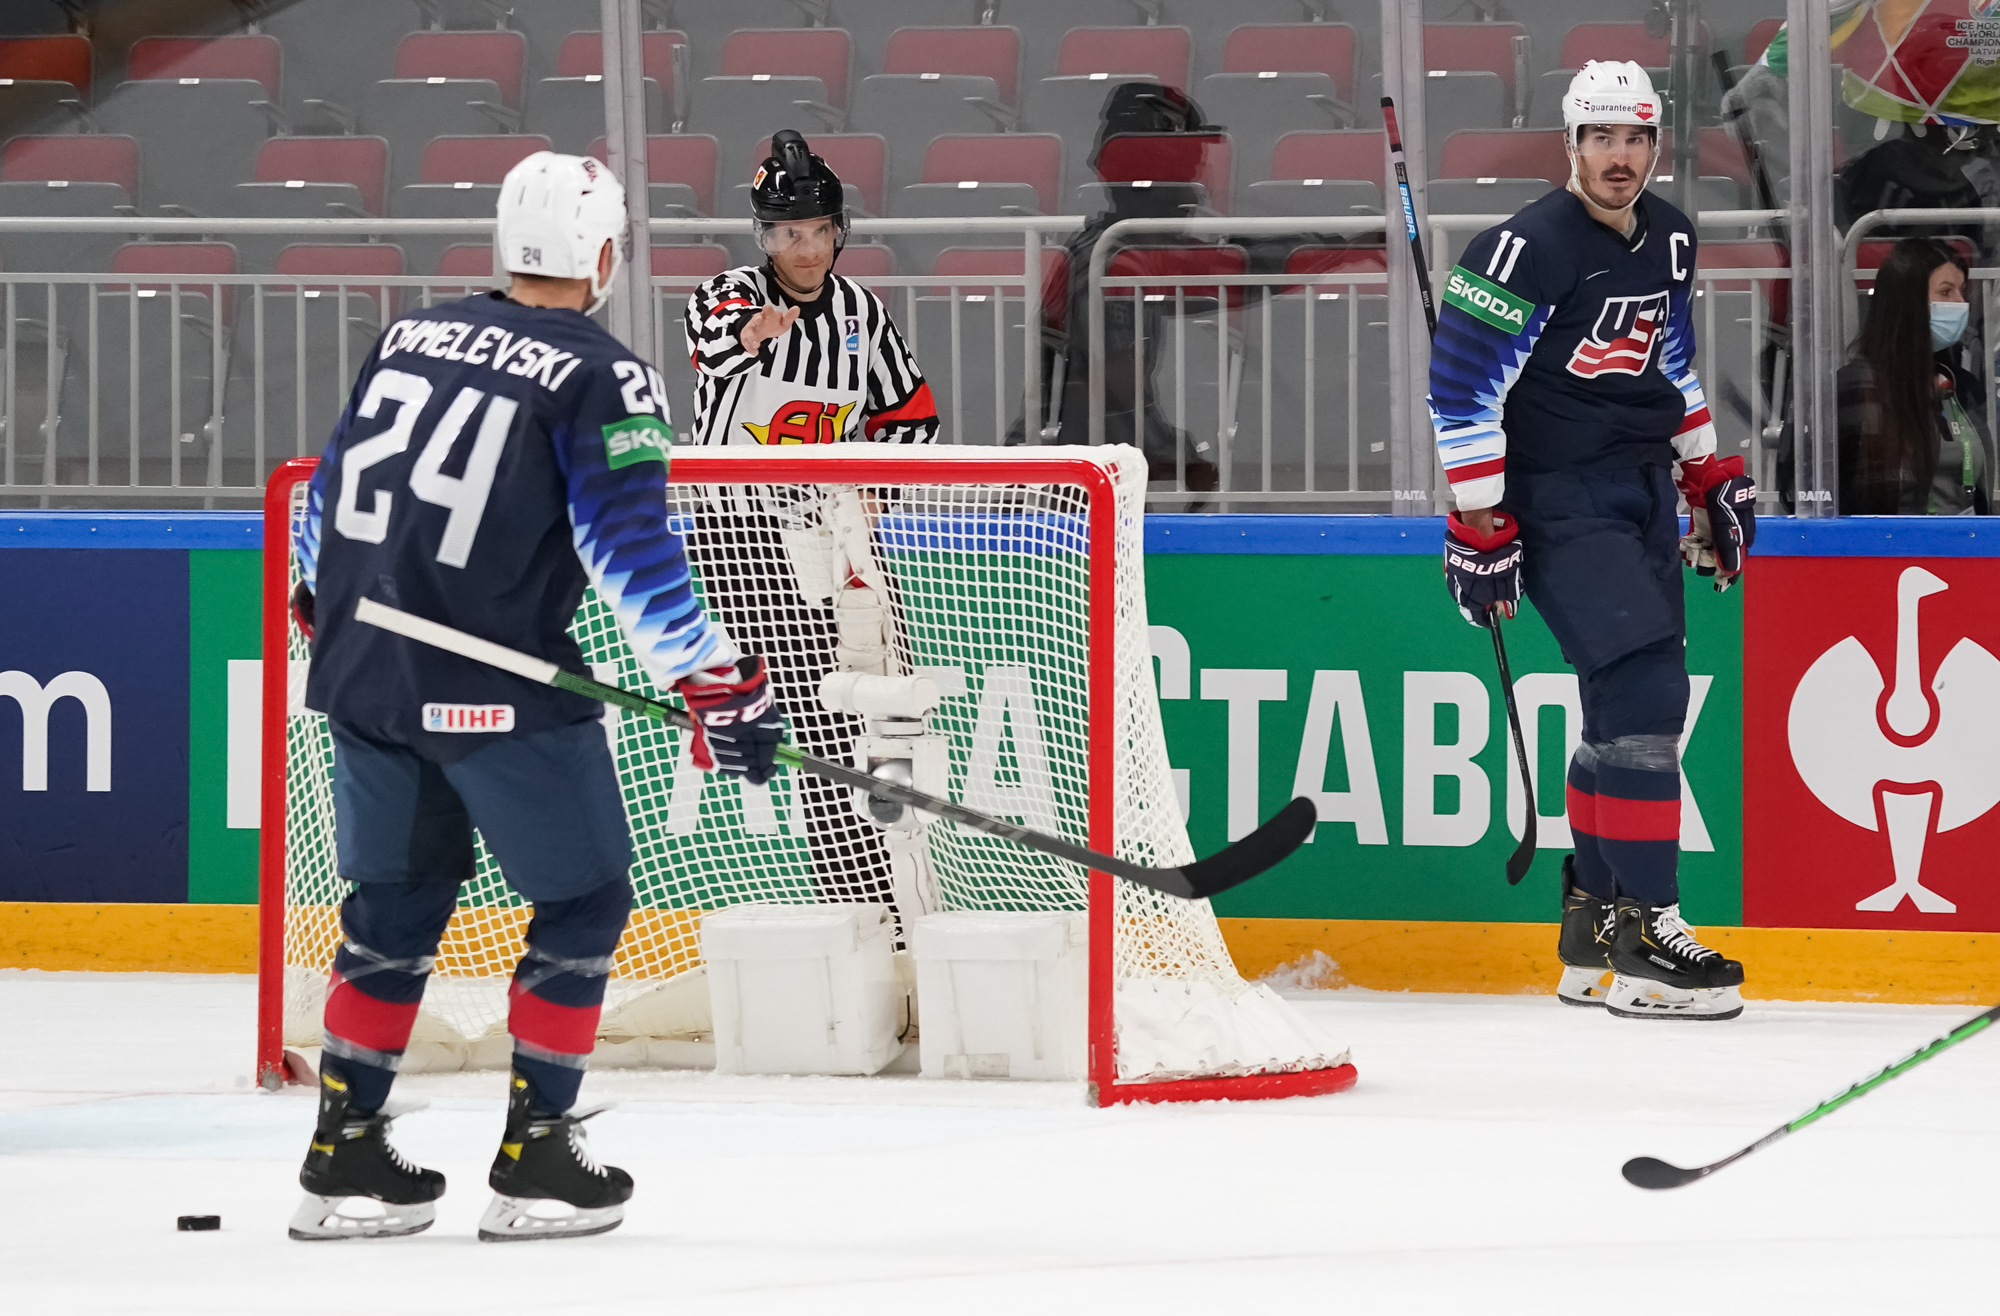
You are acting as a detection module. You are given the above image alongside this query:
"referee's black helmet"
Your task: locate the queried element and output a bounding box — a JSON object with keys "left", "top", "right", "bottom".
{"left": 750, "top": 129, "right": 849, "bottom": 254}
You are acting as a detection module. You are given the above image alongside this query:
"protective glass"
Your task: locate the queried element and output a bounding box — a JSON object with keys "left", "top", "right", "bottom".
{"left": 755, "top": 216, "right": 845, "bottom": 255}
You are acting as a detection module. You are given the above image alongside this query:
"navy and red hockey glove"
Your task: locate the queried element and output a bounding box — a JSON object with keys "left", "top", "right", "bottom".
{"left": 1676, "top": 455, "right": 1757, "bottom": 593}
{"left": 677, "top": 656, "right": 787, "bottom": 786}
{"left": 1443, "top": 511, "right": 1523, "bottom": 628}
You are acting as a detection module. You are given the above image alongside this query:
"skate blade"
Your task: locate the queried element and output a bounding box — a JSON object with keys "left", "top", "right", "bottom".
{"left": 1556, "top": 965, "right": 1612, "bottom": 1008}
{"left": 288, "top": 1193, "right": 436, "bottom": 1241}
{"left": 1605, "top": 976, "right": 1743, "bottom": 1021}
{"left": 477, "top": 1194, "right": 625, "bottom": 1243}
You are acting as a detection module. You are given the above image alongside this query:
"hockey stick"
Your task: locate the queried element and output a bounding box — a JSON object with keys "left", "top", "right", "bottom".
{"left": 1383, "top": 95, "right": 1538, "bottom": 885}
{"left": 1624, "top": 1002, "right": 2000, "bottom": 1190}
{"left": 352, "top": 597, "right": 1315, "bottom": 902}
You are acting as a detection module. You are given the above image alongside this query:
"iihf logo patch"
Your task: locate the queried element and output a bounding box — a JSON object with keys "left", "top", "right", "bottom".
{"left": 844, "top": 316, "right": 860, "bottom": 353}
{"left": 1567, "top": 292, "right": 1670, "bottom": 379}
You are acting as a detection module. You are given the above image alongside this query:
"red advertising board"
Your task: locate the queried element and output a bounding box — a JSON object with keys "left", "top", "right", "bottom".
{"left": 1745, "top": 556, "right": 2000, "bottom": 930}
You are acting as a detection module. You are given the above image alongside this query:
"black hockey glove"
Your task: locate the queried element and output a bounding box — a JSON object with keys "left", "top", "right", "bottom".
{"left": 1443, "top": 510, "right": 1523, "bottom": 628}
{"left": 1676, "top": 455, "right": 1757, "bottom": 593}
{"left": 291, "top": 581, "right": 316, "bottom": 642}
{"left": 677, "top": 656, "right": 788, "bottom": 786}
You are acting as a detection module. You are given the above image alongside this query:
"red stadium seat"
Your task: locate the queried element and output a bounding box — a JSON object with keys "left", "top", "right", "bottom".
{"left": 1223, "top": 25, "right": 1357, "bottom": 99}
{"left": 1268, "top": 130, "right": 1383, "bottom": 183}
{"left": 0, "top": 35, "right": 92, "bottom": 96}
{"left": 883, "top": 27, "right": 1023, "bottom": 106}
{"left": 754, "top": 133, "right": 887, "bottom": 215}
{"left": 108, "top": 242, "right": 239, "bottom": 320}
{"left": 270, "top": 243, "right": 405, "bottom": 316}
{"left": 1105, "top": 245, "right": 1248, "bottom": 307}
{"left": 432, "top": 242, "right": 496, "bottom": 296}
{"left": 1436, "top": 129, "right": 1567, "bottom": 185}
{"left": 930, "top": 247, "right": 1070, "bottom": 321}
{"left": 1424, "top": 23, "right": 1528, "bottom": 103}
{"left": 555, "top": 30, "right": 686, "bottom": 92}
{"left": 1698, "top": 237, "right": 1793, "bottom": 324}
{"left": 419, "top": 135, "right": 552, "bottom": 184}
{"left": 651, "top": 244, "right": 732, "bottom": 278}
{"left": 837, "top": 244, "right": 895, "bottom": 277}
{"left": 394, "top": 31, "right": 528, "bottom": 109}
{"left": 1659, "top": 127, "right": 1754, "bottom": 187}
{"left": 919, "top": 134, "right": 1063, "bottom": 213}
{"left": 2, "top": 135, "right": 140, "bottom": 197}
{"left": 126, "top": 34, "right": 282, "bottom": 99}
{"left": 721, "top": 29, "right": 853, "bottom": 108}
{"left": 1744, "top": 18, "right": 1784, "bottom": 66}
{"left": 1559, "top": 23, "right": 1709, "bottom": 70}
{"left": 589, "top": 134, "right": 720, "bottom": 215}
{"left": 1095, "top": 132, "right": 1230, "bottom": 209}
{"left": 1286, "top": 246, "right": 1387, "bottom": 275}
{"left": 253, "top": 137, "right": 389, "bottom": 218}
{"left": 1055, "top": 26, "right": 1192, "bottom": 90}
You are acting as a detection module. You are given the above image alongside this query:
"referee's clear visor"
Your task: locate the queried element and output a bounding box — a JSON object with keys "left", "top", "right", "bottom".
{"left": 754, "top": 213, "right": 849, "bottom": 256}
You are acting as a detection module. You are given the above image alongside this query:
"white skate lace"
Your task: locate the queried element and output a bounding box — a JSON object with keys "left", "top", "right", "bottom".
{"left": 565, "top": 1120, "right": 604, "bottom": 1176}
{"left": 353, "top": 1116, "right": 421, "bottom": 1176}
{"left": 1651, "top": 905, "right": 1716, "bottom": 962}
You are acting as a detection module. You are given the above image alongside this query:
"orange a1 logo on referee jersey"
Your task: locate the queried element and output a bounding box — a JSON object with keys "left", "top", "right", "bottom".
{"left": 741, "top": 399, "right": 857, "bottom": 445}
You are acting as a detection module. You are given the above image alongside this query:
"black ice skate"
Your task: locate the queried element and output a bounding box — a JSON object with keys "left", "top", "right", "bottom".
{"left": 478, "top": 1072, "right": 633, "bottom": 1242}
{"left": 290, "top": 1070, "right": 446, "bottom": 1241}
{"left": 1555, "top": 857, "right": 1616, "bottom": 1008}
{"left": 1606, "top": 899, "right": 1745, "bottom": 1021}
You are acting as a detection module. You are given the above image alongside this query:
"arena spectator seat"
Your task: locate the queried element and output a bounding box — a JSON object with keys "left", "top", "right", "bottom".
{"left": 883, "top": 27, "right": 1024, "bottom": 108}
{"left": 0, "top": 35, "right": 91, "bottom": 97}
{"left": 430, "top": 242, "right": 497, "bottom": 298}
{"left": 269, "top": 242, "right": 405, "bottom": 314}
{"left": 836, "top": 243, "right": 895, "bottom": 278}
{"left": 1425, "top": 23, "right": 1530, "bottom": 123}
{"left": 1197, "top": 72, "right": 1348, "bottom": 198}
{"left": 850, "top": 74, "right": 1014, "bottom": 193}
{"left": 95, "top": 36, "right": 287, "bottom": 216}
{"left": 125, "top": 34, "right": 282, "bottom": 98}
{"left": 1085, "top": 130, "right": 1231, "bottom": 214}
{"left": 1559, "top": 22, "right": 1706, "bottom": 70}
{"left": 0, "top": 134, "right": 139, "bottom": 271}
{"left": 395, "top": 134, "right": 550, "bottom": 273}
{"left": 234, "top": 136, "right": 390, "bottom": 219}
{"left": 1054, "top": 26, "right": 1193, "bottom": 90}
{"left": 1436, "top": 129, "right": 1569, "bottom": 188}
{"left": 588, "top": 133, "right": 719, "bottom": 216}
{"left": 904, "top": 133, "right": 1063, "bottom": 216}
{"left": 687, "top": 76, "right": 830, "bottom": 202}
{"left": 1223, "top": 24, "right": 1357, "bottom": 99}
{"left": 1105, "top": 243, "right": 1248, "bottom": 308}
{"left": 651, "top": 244, "right": 732, "bottom": 279}
{"left": 720, "top": 28, "right": 852, "bottom": 109}
{"left": 361, "top": 31, "right": 528, "bottom": 190}
{"left": 668, "top": 0, "right": 829, "bottom": 80}
{"left": 535, "top": 30, "right": 684, "bottom": 152}
{"left": 1241, "top": 128, "right": 1383, "bottom": 218}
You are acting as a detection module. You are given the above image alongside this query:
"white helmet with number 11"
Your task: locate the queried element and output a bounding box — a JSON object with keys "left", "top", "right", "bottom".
{"left": 496, "top": 151, "right": 627, "bottom": 312}
{"left": 1560, "top": 60, "right": 1663, "bottom": 207}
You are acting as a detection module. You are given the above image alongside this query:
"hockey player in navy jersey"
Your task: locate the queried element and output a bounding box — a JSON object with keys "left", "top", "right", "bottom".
{"left": 1429, "top": 63, "right": 1757, "bottom": 1022}
{"left": 285, "top": 152, "right": 786, "bottom": 1240}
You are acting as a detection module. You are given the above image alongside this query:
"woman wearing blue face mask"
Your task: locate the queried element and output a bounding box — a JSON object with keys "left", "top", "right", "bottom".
{"left": 1837, "top": 236, "right": 1990, "bottom": 514}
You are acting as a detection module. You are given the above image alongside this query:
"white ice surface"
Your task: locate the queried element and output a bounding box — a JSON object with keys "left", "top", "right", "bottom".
{"left": 5, "top": 969, "right": 2000, "bottom": 1312}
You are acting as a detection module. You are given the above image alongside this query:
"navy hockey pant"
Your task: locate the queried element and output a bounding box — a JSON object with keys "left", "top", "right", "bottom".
{"left": 319, "top": 719, "right": 634, "bottom": 1114}
{"left": 1505, "top": 465, "right": 1689, "bottom": 906}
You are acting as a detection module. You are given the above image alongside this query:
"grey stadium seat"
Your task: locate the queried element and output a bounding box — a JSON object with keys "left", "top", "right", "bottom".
{"left": 0, "top": 80, "right": 83, "bottom": 136}
{"left": 1237, "top": 291, "right": 1392, "bottom": 505}
{"left": 686, "top": 76, "right": 830, "bottom": 201}
{"left": 0, "top": 181, "right": 131, "bottom": 272}
{"left": 1027, "top": 75, "right": 1158, "bottom": 201}
{"left": 849, "top": 75, "right": 1014, "bottom": 194}
{"left": 1424, "top": 70, "right": 1509, "bottom": 154}
{"left": 1240, "top": 178, "right": 1383, "bottom": 218}
{"left": 533, "top": 76, "right": 664, "bottom": 155}
{"left": 361, "top": 79, "right": 514, "bottom": 191}
{"left": 93, "top": 79, "right": 272, "bottom": 215}
{"left": 1196, "top": 72, "right": 1350, "bottom": 203}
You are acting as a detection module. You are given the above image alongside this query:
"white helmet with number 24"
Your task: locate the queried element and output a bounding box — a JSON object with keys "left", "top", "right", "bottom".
{"left": 496, "top": 150, "right": 627, "bottom": 312}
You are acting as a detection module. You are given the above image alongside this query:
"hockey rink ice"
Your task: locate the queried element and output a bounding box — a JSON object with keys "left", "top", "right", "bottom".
{"left": 5, "top": 970, "right": 1999, "bottom": 1312}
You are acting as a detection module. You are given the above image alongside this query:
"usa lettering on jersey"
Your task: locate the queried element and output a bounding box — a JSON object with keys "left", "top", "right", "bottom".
{"left": 1568, "top": 292, "right": 1669, "bottom": 378}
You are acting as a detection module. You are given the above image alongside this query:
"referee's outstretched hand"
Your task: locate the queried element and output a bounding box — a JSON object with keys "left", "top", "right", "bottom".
{"left": 678, "top": 656, "right": 788, "bottom": 786}
{"left": 740, "top": 304, "right": 800, "bottom": 355}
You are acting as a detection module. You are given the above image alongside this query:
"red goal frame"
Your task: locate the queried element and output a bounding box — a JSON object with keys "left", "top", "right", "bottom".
{"left": 256, "top": 454, "right": 1358, "bottom": 1106}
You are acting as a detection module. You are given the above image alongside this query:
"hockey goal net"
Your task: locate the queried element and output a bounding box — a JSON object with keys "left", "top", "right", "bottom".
{"left": 256, "top": 445, "right": 1354, "bottom": 1105}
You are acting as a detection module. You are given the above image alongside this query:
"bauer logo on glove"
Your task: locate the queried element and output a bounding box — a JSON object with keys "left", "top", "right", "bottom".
{"left": 1443, "top": 511, "right": 1525, "bottom": 628}
{"left": 1675, "top": 455, "right": 1758, "bottom": 593}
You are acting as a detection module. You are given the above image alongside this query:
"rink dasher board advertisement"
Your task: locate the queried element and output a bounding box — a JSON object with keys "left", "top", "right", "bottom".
{"left": 1, "top": 512, "right": 1996, "bottom": 942}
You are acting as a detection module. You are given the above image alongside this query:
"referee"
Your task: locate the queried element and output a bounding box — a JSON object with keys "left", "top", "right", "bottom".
{"left": 681, "top": 128, "right": 938, "bottom": 917}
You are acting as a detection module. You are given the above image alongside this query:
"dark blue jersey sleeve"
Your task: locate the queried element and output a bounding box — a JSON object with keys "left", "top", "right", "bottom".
{"left": 553, "top": 354, "right": 738, "bottom": 686}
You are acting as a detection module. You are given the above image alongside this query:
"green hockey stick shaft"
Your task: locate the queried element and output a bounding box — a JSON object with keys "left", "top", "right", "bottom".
{"left": 1624, "top": 1002, "right": 2000, "bottom": 1188}
{"left": 351, "top": 597, "right": 1316, "bottom": 901}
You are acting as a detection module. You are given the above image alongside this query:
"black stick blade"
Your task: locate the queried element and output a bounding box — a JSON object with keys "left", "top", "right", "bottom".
{"left": 1505, "top": 812, "right": 1536, "bottom": 885}
{"left": 1621, "top": 1156, "right": 1706, "bottom": 1191}
{"left": 1173, "top": 796, "right": 1318, "bottom": 900}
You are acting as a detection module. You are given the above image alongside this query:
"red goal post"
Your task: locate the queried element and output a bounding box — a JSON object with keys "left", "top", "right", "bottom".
{"left": 257, "top": 447, "right": 1357, "bottom": 1106}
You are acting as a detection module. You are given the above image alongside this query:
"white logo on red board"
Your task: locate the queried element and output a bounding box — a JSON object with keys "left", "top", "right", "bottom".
{"left": 1788, "top": 567, "right": 2000, "bottom": 914}
{"left": 1566, "top": 292, "right": 1669, "bottom": 378}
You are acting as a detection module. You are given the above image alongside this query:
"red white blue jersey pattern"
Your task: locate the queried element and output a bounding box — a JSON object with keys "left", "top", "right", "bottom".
{"left": 1427, "top": 189, "right": 1717, "bottom": 511}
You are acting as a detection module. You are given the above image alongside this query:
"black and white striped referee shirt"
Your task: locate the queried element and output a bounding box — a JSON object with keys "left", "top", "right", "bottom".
{"left": 682, "top": 265, "right": 939, "bottom": 446}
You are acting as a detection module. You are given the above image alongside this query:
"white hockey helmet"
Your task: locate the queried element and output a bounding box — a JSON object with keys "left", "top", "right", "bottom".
{"left": 1560, "top": 60, "right": 1662, "bottom": 207}
{"left": 496, "top": 151, "right": 627, "bottom": 312}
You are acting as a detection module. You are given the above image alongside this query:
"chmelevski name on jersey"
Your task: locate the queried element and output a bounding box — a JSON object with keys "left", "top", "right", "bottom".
{"left": 682, "top": 266, "right": 939, "bottom": 446}
{"left": 1427, "top": 188, "right": 1717, "bottom": 511}
{"left": 292, "top": 291, "right": 736, "bottom": 753}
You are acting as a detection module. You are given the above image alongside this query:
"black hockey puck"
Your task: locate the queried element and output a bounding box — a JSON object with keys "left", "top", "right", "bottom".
{"left": 176, "top": 1215, "right": 221, "bottom": 1232}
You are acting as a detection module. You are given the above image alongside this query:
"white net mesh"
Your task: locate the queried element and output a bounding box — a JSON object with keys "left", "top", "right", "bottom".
{"left": 276, "top": 445, "right": 1346, "bottom": 1083}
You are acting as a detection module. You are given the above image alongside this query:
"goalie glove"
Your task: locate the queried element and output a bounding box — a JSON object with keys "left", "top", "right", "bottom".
{"left": 1443, "top": 511, "right": 1523, "bottom": 628}
{"left": 677, "top": 656, "right": 787, "bottom": 786}
{"left": 1675, "top": 455, "right": 1757, "bottom": 593}
{"left": 291, "top": 581, "right": 316, "bottom": 642}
